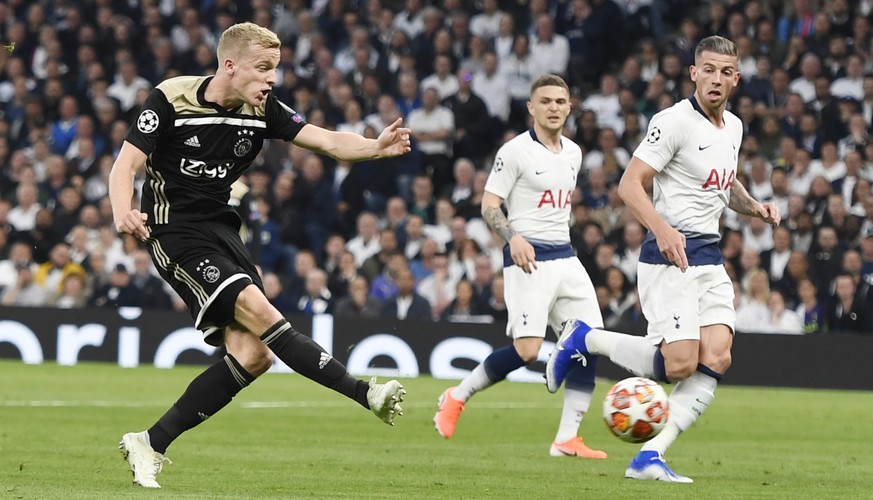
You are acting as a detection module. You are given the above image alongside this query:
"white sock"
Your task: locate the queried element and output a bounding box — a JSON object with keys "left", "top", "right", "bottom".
{"left": 641, "top": 371, "right": 717, "bottom": 455}
{"left": 451, "top": 364, "right": 495, "bottom": 402}
{"left": 554, "top": 387, "right": 593, "bottom": 442}
{"left": 587, "top": 329, "right": 659, "bottom": 379}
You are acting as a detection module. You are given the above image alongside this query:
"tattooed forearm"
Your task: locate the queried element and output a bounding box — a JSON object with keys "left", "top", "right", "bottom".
{"left": 483, "top": 205, "right": 516, "bottom": 243}
{"left": 728, "top": 181, "right": 760, "bottom": 216}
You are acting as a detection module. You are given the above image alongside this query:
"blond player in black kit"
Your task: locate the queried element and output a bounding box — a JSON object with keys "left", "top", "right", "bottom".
{"left": 111, "top": 23, "right": 411, "bottom": 489}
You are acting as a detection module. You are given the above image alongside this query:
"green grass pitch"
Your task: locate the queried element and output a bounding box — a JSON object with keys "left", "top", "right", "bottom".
{"left": 0, "top": 360, "right": 870, "bottom": 499}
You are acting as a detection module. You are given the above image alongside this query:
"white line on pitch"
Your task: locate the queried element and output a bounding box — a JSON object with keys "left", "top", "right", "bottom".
{"left": 0, "top": 400, "right": 562, "bottom": 409}
{"left": 240, "top": 401, "right": 562, "bottom": 409}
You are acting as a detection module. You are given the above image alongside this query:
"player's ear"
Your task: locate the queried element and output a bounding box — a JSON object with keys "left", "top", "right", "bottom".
{"left": 526, "top": 100, "right": 534, "bottom": 116}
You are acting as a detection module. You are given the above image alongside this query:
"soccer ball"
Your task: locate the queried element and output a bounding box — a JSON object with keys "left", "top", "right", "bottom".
{"left": 602, "top": 377, "right": 669, "bottom": 443}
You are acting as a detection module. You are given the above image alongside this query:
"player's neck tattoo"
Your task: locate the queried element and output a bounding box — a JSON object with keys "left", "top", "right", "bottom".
{"left": 483, "top": 206, "right": 516, "bottom": 243}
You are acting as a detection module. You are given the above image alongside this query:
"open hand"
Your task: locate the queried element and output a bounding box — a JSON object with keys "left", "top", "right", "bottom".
{"left": 376, "top": 117, "right": 412, "bottom": 157}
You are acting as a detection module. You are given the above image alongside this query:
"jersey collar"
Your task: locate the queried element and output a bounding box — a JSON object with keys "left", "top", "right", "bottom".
{"left": 528, "top": 128, "right": 563, "bottom": 152}
{"left": 688, "top": 94, "right": 710, "bottom": 121}
{"left": 198, "top": 76, "right": 242, "bottom": 115}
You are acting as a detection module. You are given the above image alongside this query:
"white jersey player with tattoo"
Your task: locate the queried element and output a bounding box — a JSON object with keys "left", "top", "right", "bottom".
{"left": 547, "top": 36, "right": 781, "bottom": 482}
{"left": 434, "top": 75, "right": 606, "bottom": 459}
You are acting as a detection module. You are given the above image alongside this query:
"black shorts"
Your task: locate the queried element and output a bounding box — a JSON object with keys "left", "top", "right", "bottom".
{"left": 146, "top": 216, "right": 263, "bottom": 346}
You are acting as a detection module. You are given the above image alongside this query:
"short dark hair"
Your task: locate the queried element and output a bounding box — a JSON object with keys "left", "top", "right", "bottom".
{"left": 530, "top": 74, "right": 569, "bottom": 98}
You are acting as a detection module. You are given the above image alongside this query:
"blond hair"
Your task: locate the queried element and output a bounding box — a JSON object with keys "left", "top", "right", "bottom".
{"left": 530, "top": 74, "right": 569, "bottom": 98}
{"left": 694, "top": 35, "right": 738, "bottom": 62}
{"left": 216, "top": 22, "right": 280, "bottom": 62}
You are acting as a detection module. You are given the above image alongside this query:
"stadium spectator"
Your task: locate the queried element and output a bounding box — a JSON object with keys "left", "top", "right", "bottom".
{"left": 382, "top": 196, "right": 409, "bottom": 246}
{"left": 602, "top": 266, "right": 637, "bottom": 329}
{"left": 326, "top": 248, "right": 357, "bottom": 300}
{"left": 736, "top": 268, "right": 772, "bottom": 333}
{"left": 89, "top": 263, "right": 140, "bottom": 308}
{"left": 408, "top": 174, "right": 436, "bottom": 225}
{"left": 34, "top": 241, "right": 85, "bottom": 294}
{"left": 129, "top": 249, "right": 171, "bottom": 310}
{"left": 442, "top": 71, "right": 490, "bottom": 163}
{"left": 334, "top": 275, "right": 381, "bottom": 319}
{"left": 827, "top": 273, "right": 872, "bottom": 333}
{"left": 416, "top": 252, "right": 456, "bottom": 319}
{"left": 809, "top": 225, "right": 845, "bottom": 301}
{"left": 583, "top": 127, "right": 630, "bottom": 172}
{"left": 440, "top": 278, "right": 489, "bottom": 323}
{"left": 1, "top": 259, "right": 48, "bottom": 307}
{"left": 48, "top": 271, "right": 88, "bottom": 309}
{"left": 407, "top": 86, "right": 454, "bottom": 194}
{"left": 8, "top": 181, "right": 41, "bottom": 231}
{"left": 370, "top": 251, "right": 408, "bottom": 302}
{"left": 262, "top": 272, "right": 294, "bottom": 315}
{"left": 107, "top": 60, "right": 152, "bottom": 115}
{"left": 295, "top": 268, "right": 334, "bottom": 316}
{"left": 380, "top": 266, "right": 430, "bottom": 321}
{"left": 794, "top": 277, "right": 826, "bottom": 333}
{"left": 360, "top": 228, "right": 399, "bottom": 283}
{"left": 420, "top": 54, "right": 458, "bottom": 101}
{"left": 0, "top": 241, "right": 34, "bottom": 292}
{"left": 345, "top": 211, "right": 380, "bottom": 267}
{"left": 760, "top": 289, "right": 804, "bottom": 334}
{"left": 501, "top": 34, "right": 535, "bottom": 131}
{"left": 492, "top": 13, "right": 514, "bottom": 61}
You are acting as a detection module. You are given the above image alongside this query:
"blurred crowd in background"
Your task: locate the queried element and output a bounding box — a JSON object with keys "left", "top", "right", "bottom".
{"left": 1, "top": 0, "right": 873, "bottom": 335}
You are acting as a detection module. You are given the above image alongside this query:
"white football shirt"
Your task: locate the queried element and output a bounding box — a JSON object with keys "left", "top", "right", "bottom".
{"left": 485, "top": 130, "right": 582, "bottom": 245}
{"left": 633, "top": 96, "right": 743, "bottom": 241}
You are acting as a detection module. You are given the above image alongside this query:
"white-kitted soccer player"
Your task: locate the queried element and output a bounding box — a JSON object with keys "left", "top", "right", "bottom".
{"left": 547, "top": 36, "right": 781, "bottom": 482}
{"left": 434, "top": 74, "right": 606, "bottom": 459}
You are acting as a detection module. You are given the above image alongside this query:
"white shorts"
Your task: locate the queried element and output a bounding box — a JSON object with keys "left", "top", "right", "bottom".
{"left": 637, "top": 263, "right": 735, "bottom": 345}
{"left": 503, "top": 257, "right": 603, "bottom": 339}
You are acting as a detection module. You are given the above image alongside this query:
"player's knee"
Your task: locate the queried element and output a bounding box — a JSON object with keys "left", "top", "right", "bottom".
{"left": 236, "top": 343, "right": 273, "bottom": 376}
{"left": 513, "top": 343, "right": 540, "bottom": 363}
{"left": 665, "top": 359, "right": 697, "bottom": 382}
{"left": 708, "top": 350, "right": 731, "bottom": 374}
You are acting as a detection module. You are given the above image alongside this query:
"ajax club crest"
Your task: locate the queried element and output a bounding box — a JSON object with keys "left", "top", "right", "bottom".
{"left": 234, "top": 129, "right": 254, "bottom": 157}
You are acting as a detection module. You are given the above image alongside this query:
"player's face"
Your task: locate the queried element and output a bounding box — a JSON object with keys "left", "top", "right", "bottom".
{"left": 527, "top": 85, "right": 571, "bottom": 134}
{"left": 231, "top": 43, "right": 280, "bottom": 106}
{"left": 690, "top": 50, "right": 740, "bottom": 111}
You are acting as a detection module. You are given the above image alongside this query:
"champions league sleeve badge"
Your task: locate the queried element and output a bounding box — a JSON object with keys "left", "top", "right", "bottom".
{"left": 493, "top": 157, "right": 504, "bottom": 172}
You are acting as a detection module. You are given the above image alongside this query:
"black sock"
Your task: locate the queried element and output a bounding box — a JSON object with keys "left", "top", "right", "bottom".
{"left": 147, "top": 354, "right": 254, "bottom": 453}
{"left": 261, "top": 320, "right": 370, "bottom": 409}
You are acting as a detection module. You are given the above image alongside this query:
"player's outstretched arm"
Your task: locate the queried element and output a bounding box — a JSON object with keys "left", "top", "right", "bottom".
{"left": 482, "top": 191, "right": 537, "bottom": 273}
{"left": 618, "top": 157, "right": 688, "bottom": 271}
{"left": 293, "top": 118, "right": 411, "bottom": 161}
{"left": 109, "top": 141, "right": 150, "bottom": 240}
{"left": 728, "top": 180, "right": 781, "bottom": 226}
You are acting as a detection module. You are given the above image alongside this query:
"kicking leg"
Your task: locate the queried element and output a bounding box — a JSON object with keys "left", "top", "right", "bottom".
{"left": 434, "top": 337, "right": 539, "bottom": 439}
{"left": 546, "top": 320, "right": 669, "bottom": 393}
{"left": 234, "top": 285, "right": 405, "bottom": 425}
{"left": 627, "top": 325, "right": 731, "bottom": 483}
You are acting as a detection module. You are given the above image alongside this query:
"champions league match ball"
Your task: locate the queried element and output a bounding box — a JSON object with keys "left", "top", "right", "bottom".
{"left": 602, "top": 377, "right": 669, "bottom": 443}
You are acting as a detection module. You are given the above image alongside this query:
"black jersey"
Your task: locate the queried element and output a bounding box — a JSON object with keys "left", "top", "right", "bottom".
{"left": 125, "top": 75, "right": 306, "bottom": 225}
